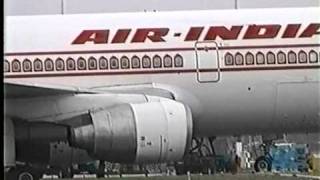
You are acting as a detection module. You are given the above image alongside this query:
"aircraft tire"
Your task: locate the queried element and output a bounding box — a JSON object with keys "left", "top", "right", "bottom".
{"left": 60, "top": 167, "right": 74, "bottom": 178}
{"left": 174, "top": 163, "right": 186, "bottom": 175}
{"left": 6, "top": 166, "right": 42, "bottom": 180}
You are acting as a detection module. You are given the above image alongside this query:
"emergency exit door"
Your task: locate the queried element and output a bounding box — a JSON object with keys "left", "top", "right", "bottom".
{"left": 195, "top": 41, "right": 220, "bottom": 83}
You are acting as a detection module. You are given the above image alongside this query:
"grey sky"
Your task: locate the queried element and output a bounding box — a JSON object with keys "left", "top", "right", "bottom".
{"left": 4, "top": 0, "right": 320, "bottom": 16}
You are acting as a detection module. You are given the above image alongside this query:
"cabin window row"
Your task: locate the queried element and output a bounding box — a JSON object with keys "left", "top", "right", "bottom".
{"left": 4, "top": 54, "right": 184, "bottom": 73}
{"left": 224, "top": 50, "right": 319, "bottom": 66}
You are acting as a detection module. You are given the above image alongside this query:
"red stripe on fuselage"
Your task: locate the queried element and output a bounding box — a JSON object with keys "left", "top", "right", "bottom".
{"left": 4, "top": 65, "right": 320, "bottom": 78}
{"left": 4, "top": 44, "right": 320, "bottom": 56}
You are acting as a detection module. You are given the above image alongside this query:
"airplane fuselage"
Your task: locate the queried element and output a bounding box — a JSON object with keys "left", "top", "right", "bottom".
{"left": 4, "top": 7, "right": 320, "bottom": 137}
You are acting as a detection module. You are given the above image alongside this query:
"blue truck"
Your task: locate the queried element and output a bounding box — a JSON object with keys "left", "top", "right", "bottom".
{"left": 254, "top": 143, "right": 309, "bottom": 173}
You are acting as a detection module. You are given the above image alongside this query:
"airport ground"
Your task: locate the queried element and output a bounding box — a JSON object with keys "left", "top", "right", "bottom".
{"left": 41, "top": 173, "right": 320, "bottom": 180}
{"left": 37, "top": 133, "right": 319, "bottom": 180}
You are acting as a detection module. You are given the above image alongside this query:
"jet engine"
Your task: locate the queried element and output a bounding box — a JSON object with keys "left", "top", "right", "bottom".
{"left": 70, "top": 100, "right": 193, "bottom": 163}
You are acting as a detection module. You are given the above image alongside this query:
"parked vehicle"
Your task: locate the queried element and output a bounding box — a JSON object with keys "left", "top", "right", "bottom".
{"left": 254, "top": 143, "right": 309, "bottom": 173}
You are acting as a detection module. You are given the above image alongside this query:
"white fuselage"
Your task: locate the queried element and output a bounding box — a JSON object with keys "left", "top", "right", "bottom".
{"left": 4, "top": 8, "right": 320, "bottom": 137}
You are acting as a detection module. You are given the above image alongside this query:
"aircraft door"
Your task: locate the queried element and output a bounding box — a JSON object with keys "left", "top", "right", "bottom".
{"left": 194, "top": 41, "right": 220, "bottom": 83}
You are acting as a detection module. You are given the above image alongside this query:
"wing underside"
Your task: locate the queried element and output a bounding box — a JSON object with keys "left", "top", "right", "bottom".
{"left": 4, "top": 80, "right": 175, "bottom": 99}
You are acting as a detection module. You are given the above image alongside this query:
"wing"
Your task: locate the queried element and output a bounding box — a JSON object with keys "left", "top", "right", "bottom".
{"left": 4, "top": 81, "right": 182, "bottom": 123}
{"left": 4, "top": 80, "right": 96, "bottom": 98}
{"left": 88, "top": 83, "right": 175, "bottom": 99}
{"left": 4, "top": 80, "right": 175, "bottom": 99}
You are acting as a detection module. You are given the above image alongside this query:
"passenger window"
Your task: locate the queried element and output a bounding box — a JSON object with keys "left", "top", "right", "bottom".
{"left": 66, "top": 58, "right": 76, "bottom": 70}
{"left": 88, "top": 57, "right": 97, "bottom": 70}
{"left": 110, "top": 56, "right": 119, "bottom": 69}
{"left": 23, "top": 59, "right": 32, "bottom": 72}
{"left": 131, "top": 56, "right": 140, "bottom": 69}
{"left": 256, "top": 52, "right": 265, "bottom": 65}
{"left": 44, "top": 58, "right": 54, "bottom": 71}
{"left": 77, "top": 57, "right": 87, "bottom": 70}
{"left": 298, "top": 51, "right": 307, "bottom": 63}
{"left": 56, "top": 58, "right": 65, "bottom": 71}
{"left": 288, "top": 51, "right": 297, "bottom": 64}
{"left": 4, "top": 60, "right": 10, "bottom": 72}
{"left": 121, "top": 56, "right": 130, "bottom": 69}
{"left": 153, "top": 55, "right": 162, "bottom": 68}
{"left": 99, "top": 56, "right": 108, "bottom": 69}
{"left": 34, "top": 58, "right": 43, "bottom": 72}
{"left": 235, "top": 53, "right": 244, "bottom": 65}
{"left": 164, "top": 55, "right": 173, "bottom": 68}
{"left": 225, "top": 53, "right": 234, "bottom": 66}
{"left": 12, "top": 59, "right": 21, "bottom": 72}
{"left": 245, "top": 52, "right": 254, "bottom": 65}
{"left": 142, "top": 55, "right": 151, "bottom": 68}
{"left": 174, "top": 54, "right": 183, "bottom": 67}
{"left": 277, "top": 52, "right": 286, "bottom": 64}
{"left": 309, "top": 50, "right": 318, "bottom": 63}
{"left": 266, "top": 52, "right": 276, "bottom": 64}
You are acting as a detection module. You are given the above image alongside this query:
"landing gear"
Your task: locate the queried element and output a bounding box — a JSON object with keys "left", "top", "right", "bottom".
{"left": 60, "top": 166, "right": 74, "bottom": 178}
{"left": 96, "top": 160, "right": 105, "bottom": 178}
{"left": 174, "top": 137, "right": 217, "bottom": 175}
{"left": 6, "top": 165, "right": 42, "bottom": 180}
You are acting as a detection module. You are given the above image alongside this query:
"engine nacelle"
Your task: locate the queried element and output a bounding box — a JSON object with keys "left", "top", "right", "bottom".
{"left": 70, "top": 100, "right": 193, "bottom": 163}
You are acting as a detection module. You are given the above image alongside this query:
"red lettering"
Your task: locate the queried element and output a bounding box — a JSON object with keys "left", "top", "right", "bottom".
{"left": 204, "top": 26, "right": 242, "bottom": 40}
{"left": 244, "top": 25, "right": 281, "bottom": 39}
{"left": 111, "top": 29, "right": 131, "bottom": 43}
{"left": 72, "top": 30, "right": 109, "bottom": 44}
{"left": 282, "top": 24, "right": 301, "bottom": 38}
{"left": 131, "top": 28, "right": 169, "bottom": 43}
{"left": 299, "top": 23, "right": 320, "bottom": 37}
{"left": 185, "top": 27, "right": 204, "bottom": 41}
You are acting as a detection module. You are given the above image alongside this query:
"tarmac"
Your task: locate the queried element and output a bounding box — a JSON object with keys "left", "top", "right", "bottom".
{"left": 42, "top": 173, "right": 320, "bottom": 180}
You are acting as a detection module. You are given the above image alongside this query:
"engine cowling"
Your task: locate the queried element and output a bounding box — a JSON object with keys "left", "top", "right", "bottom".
{"left": 70, "top": 100, "right": 193, "bottom": 163}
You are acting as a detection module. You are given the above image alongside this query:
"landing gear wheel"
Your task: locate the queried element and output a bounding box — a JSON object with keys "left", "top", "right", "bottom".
{"left": 254, "top": 156, "right": 271, "bottom": 172}
{"left": 6, "top": 166, "right": 42, "bottom": 180}
{"left": 174, "top": 162, "right": 183, "bottom": 175}
{"left": 18, "top": 172, "right": 34, "bottom": 180}
{"left": 60, "top": 167, "right": 74, "bottom": 178}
